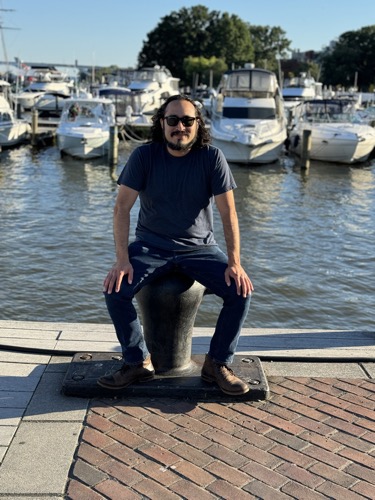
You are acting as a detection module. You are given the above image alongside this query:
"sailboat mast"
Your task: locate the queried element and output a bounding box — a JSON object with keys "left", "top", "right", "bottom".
{"left": 0, "top": 7, "right": 19, "bottom": 79}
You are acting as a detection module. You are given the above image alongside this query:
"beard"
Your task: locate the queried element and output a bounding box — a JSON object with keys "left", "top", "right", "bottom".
{"left": 164, "top": 131, "right": 197, "bottom": 151}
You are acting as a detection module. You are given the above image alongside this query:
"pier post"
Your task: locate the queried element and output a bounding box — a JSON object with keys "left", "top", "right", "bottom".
{"left": 16, "top": 102, "right": 22, "bottom": 119}
{"left": 136, "top": 272, "right": 207, "bottom": 375}
{"left": 301, "top": 129, "right": 312, "bottom": 169}
{"left": 31, "top": 109, "right": 39, "bottom": 146}
{"left": 108, "top": 125, "right": 118, "bottom": 166}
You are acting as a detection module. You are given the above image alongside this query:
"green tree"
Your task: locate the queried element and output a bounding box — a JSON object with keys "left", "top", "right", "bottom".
{"left": 94, "top": 65, "right": 121, "bottom": 84}
{"left": 138, "top": 5, "right": 218, "bottom": 84}
{"left": 320, "top": 25, "right": 375, "bottom": 90}
{"left": 250, "top": 25, "right": 291, "bottom": 73}
{"left": 183, "top": 56, "right": 228, "bottom": 89}
{"left": 207, "top": 13, "right": 253, "bottom": 68}
{"left": 280, "top": 58, "right": 322, "bottom": 83}
{"left": 137, "top": 5, "right": 252, "bottom": 84}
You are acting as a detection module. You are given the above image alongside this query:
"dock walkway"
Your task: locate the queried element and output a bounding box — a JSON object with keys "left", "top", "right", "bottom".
{"left": 0, "top": 320, "right": 374, "bottom": 498}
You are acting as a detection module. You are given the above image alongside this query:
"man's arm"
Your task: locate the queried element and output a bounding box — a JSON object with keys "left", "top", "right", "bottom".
{"left": 103, "top": 184, "right": 139, "bottom": 294}
{"left": 215, "top": 190, "right": 254, "bottom": 297}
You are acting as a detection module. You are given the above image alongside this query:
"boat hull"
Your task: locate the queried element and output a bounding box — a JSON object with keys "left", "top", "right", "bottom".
{"left": 289, "top": 123, "right": 375, "bottom": 163}
{"left": 211, "top": 136, "right": 285, "bottom": 164}
{"left": 57, "top": 128, "right": 109, "bottom": 159}
{"left": 210, "top": 117, "right": 287, "bottom": 164}
{"left": 0, "top": 121, "right": 31, "bottom": 147}
{"left": 16, "top": 93, "right": 45, "bottom": 111}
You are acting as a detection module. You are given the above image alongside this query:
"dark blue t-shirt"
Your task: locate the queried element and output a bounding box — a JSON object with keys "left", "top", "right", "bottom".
{"left": 117, "top": 143, "right": 236, "bottom": 251}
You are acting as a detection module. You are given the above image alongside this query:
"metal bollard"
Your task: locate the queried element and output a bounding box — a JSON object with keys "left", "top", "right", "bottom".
{"left": 136, "top": 272, "right": 207, "bottom": 375}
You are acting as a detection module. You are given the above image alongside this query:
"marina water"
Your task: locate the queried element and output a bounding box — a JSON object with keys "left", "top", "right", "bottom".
{"left": 1, "top": 143, "right": 374, "bottom": 331}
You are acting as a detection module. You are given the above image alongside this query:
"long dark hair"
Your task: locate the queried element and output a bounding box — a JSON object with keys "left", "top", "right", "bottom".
{"left": 150, "top": 94, "right": 211, "bottom": 148}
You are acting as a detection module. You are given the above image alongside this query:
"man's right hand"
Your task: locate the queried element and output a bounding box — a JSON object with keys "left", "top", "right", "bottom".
{"left": 103, "top": 261, "right": 134, "bottom": 294}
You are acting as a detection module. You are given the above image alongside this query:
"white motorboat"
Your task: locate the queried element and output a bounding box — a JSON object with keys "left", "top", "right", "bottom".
{"left": 282, "top": 73, "right": 323, "bottom": 106}
{"left": 56, "top": 97, "right": 116, "bottom": 159}
{"left": 14, "top": 81, "right": 72, "bottom": 111}
{"left": 32, "top": 91, "right": 72, "bottom": 118}
{"left": 127, "top": 66, "right": 180, "bottom": 116}
{"left": 288, "top": 99, "right": 375, "bottom": 163}
{"left": 98, "top": 84, "right": 153, "bottom": 140}
{"left": 282, "top": 73, "right": 323, "bottom": 125}
{"left": 98, "top": 85, "right": 132, "bottom": 121}
{"left": 210, "top": 65, "right": 287, "bottom": 164}
{"left": 0, "top": 106, "right": 31, "bottom": 148}
{"left": 13, "top": 79, "right": 72, "bottom": 111}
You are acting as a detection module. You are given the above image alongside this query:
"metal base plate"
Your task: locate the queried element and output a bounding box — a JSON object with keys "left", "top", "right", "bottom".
{"left": 62, "top": 353, "right": 270, "bottom": 401}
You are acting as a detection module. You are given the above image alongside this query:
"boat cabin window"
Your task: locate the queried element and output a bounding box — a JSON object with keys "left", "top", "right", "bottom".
{"left": 223, "top": 107, "right": 276, "bottom": 120}
{"left": 225, "top": 70, "right": 276, "bottom": 94}
{"left": 133, "top": 70, "right": 152, "bottom": 81}
{"left": 80, "top": 106, "right": 95, "bottom": 118}
{"left": 66, "top": 102, "right": 99, "bottom": 121}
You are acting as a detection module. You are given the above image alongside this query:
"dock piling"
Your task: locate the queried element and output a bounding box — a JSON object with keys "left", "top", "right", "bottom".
{"left": 31, "top": 109, "right": 39, "bottom": 146}
{"left": 16, "top": 102, "right": 22, "bottom": 119}
{"left": 108, "top": 125, "right": 119, "bottom": 165}
{"left": 301, "top": 129, "right": 312, "bottom": 169}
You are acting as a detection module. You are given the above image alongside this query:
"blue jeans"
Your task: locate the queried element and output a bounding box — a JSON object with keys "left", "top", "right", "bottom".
{"left": 104, "top": 241, "right": 251, "bottom": 365}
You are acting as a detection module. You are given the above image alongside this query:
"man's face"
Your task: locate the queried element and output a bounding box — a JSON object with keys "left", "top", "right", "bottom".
{"left": 161, "top": 100, "right": 199, "bottom": 155}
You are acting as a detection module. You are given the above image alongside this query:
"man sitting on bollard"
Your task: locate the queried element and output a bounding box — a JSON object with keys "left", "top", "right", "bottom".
{"left": 98, "top": 94, "right": 254, "bottom": 396}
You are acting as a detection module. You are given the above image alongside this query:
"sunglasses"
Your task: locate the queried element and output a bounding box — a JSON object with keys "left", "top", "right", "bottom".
{"left": 163, "top": 115, "right": 197, "bottom": 127}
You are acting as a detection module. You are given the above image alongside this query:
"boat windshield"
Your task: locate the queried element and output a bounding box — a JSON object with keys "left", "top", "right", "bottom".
{"left": 222, "top": 70, "right": 277, "bottom": 95}
{"left": 302, "top": 100, "right": 359, "bottom": 123}
{"left": 285, "top": 76, "right": 315, "bottom": 88}
{"left": 62, "top": 101, "right": 114, "bottom": 123}
{"left": 223, "top": 107, "right": 276, "bottom": 120}
{"left": 132, "top": 68, "right": 170, "bottom": 84}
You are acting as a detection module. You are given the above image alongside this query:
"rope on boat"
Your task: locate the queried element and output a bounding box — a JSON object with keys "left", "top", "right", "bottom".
{"left": 119, "top": 124, "right": 149, "bottom": 144}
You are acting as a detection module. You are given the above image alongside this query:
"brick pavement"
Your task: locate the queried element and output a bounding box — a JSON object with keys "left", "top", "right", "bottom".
{"left": 66, "top": 376, "right": 375, "bottom": 499}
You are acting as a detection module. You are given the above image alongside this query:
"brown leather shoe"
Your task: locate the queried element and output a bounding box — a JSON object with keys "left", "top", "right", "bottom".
{"left": 97, "top": 356, "right": 155, "bottom": 389}
{"left": 201, "top": 354, "right": 249, "bottom": 395}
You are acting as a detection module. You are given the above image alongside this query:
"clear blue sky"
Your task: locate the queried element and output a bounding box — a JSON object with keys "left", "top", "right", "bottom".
{"left": 1, "top": 0, "right": 374, "bottom": 68}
